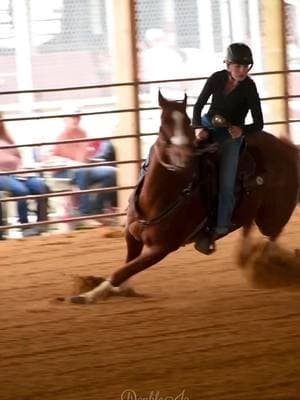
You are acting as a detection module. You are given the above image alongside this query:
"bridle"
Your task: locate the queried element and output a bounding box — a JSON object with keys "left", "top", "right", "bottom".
{"left": 154, "top": 111, "right": 195, "bottom": 172}
{"left": 153, "top": 141, "right": 179, "bottom": 172}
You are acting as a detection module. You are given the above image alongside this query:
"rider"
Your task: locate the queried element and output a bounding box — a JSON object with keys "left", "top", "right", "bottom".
{"left": 192, "top": 42, "right": 264, "bottom": 254}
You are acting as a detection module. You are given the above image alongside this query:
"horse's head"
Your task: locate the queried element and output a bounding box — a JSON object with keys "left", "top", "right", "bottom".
{"left": 157, "top": 90, "right": 194, "bottom": 171}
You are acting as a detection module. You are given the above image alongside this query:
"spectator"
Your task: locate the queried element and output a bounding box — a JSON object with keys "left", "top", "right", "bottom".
{"left": 0, "top": 115, "right": 49, "bottom": 237}
{"left": 81, "top": 139, "right": 118, "bottom": 215}
{"left": 51, "top": 109, "right": 117, "bottom": 227}
{"left": 0, "top": 200, "right": 3, "bottom": 240}
{"left": 139, "top": 28, "right": 184, "bottom": 96}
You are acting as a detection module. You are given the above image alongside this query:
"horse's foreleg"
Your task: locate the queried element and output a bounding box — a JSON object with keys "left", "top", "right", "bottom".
{"left": 125, "top": 230, "right": 143, "bottom": 262}
{"left": 119, "top": 230, "right": 144, "bottom": 291}
{"left": 110, "top": 245, "right": 170, "bottom": 287}
{"left": 66, "top": 246, "right": 169, "bottom": 303}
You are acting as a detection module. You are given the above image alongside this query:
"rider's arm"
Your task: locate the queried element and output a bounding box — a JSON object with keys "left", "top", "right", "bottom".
{"left": 192, "top": 74, "right": 214, "bottom": 127}
{"left": 243, "top": 81, "right": 264, "bottom": 135}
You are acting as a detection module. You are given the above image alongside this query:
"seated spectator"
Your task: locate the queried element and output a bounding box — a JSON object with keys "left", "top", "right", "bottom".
{"left": 76, "top": 139, "right": 118, "bottom": 216}
{"left": 0, "top": 115, "right": 49, "bottom": 237}
{"left": 0, "top": 194, "right": 4, "bottom": 240}
{"left": 51, "top": 109, "right": 117, "bottom": 227}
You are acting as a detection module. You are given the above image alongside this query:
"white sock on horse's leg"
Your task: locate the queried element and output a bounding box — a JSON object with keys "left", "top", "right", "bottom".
{"left": 81, "top": 280, "right": 120, "bottom": 302}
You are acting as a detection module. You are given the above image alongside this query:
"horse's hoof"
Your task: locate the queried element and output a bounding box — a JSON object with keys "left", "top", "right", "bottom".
{"left": 60, "top": 295, "right": 90, "bottom": 304}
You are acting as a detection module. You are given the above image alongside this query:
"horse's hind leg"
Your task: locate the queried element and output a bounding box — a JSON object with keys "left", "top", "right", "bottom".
{"left": 237, "top": 223, "right": 255, "bottom": 266}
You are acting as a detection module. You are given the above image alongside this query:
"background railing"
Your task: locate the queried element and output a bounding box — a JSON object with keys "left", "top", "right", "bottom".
{"left": 0, "top": 71, "right": 299, "bottom": 236}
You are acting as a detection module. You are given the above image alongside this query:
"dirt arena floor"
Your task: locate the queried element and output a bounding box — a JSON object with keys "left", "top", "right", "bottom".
{"left": 1, "top": 209, "right": 300, "bottom": 400}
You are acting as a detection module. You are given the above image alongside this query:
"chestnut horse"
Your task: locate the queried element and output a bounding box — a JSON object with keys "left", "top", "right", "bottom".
{"left": 63, "top": 92, "right": 299, "bottom": 303}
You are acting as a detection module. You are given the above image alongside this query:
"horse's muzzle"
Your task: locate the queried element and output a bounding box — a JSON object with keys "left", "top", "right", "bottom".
{"left": 167, "top": 144, "right": 194, "bottom": 169}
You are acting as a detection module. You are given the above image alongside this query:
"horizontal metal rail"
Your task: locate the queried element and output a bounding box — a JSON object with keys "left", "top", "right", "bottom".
{"left": 0, "top": 159, "right": 142, "bottom": 176}
{"left": 1, "top": 93, "right": 300, "bottom": 123}
{"left": 0, "top": 71, "right": 299, "bottom": 235}
{"left": 0, "top": 134, "right": 144, "bottom": 149}
{"left": 0, "top": 211, "right": 127, "bottom": 231}
{"left": 0, "top": 185, "right": 135, "bottom": 202}
{"left": 0, "top": 69, "right": 299, "bottom": 96}
{"left": 0, "top": 114, "right": 299, "bottom": 151}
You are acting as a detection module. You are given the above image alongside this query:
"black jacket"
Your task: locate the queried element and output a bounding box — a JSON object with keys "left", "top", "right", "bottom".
{"left": 192, "top": 69, "right": 264, "bottom": 135}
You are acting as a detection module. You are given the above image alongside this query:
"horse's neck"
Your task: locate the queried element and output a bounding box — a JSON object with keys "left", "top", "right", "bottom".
{"left": 140, "top": 153, "right": 191, "bottom": 210}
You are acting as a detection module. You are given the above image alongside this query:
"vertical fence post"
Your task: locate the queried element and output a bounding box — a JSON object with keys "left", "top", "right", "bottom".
{"left": 12, "top": 0, "right": 34, "bottom": 112}
{"left": 260, "top": 0, "right": 290, "bottom": 138}
{"left": 109, "top": 0, "right": 141, "bottom": 223}
{"left": 280, "top": 0, "right": 291, "bottom": 139}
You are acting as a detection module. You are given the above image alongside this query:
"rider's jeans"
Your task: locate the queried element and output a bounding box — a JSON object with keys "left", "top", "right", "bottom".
{"left": 201, "top": 114, "right": 243, "bottom": 233}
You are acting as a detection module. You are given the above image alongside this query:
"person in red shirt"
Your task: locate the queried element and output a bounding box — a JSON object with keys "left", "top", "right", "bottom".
{"left": 52, "top": 110, "right": 117, "bottom": 225}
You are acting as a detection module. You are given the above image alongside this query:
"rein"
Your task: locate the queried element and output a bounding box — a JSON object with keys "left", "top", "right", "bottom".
{"left": 137, "top": 105, "right": 212, "bottom": 227}
{"left": 154, "top": 125, "right": 195, "bottom": 172}
{"left": 138, "top": 182, "right": 194, "bottom": 226}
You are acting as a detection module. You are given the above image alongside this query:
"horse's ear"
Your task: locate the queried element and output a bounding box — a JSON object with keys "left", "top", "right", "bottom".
{"left": 158, "top": 90, "right": 166, "bottom": 107}
{"left": 183, "top": 92, "right": 187, "bottom": 108}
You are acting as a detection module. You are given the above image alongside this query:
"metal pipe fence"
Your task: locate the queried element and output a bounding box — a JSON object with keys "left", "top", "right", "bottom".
{"left": 0, "top": 72, "right": 299, "bottom": 236}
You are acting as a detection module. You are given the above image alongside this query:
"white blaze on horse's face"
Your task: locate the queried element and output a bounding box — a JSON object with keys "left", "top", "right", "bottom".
{"left": 169, "top": 110, "right": 190, "bottom": 169}
{"left": 170, "top": 111, "right": 189, "bottom": 146}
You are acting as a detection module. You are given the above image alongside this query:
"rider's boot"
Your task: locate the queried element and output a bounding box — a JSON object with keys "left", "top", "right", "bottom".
{"left": 194, "top": 229, "right": 217, "bottom": 255}
{"left": 194, "top": 226, "right": 232, "bottom": 255}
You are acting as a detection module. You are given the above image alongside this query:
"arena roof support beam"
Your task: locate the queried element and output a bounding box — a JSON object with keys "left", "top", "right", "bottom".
{"left": 106, "top": 0, "right": 141, "bottom": 221}
{"left": 260, "top": 0, "right": 290, "bottom": 138}
{"left": 12, "top": 0, "right": 34, "bottom": 112}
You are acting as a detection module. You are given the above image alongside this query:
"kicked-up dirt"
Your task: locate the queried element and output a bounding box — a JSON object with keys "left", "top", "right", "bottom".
{"left": 0, "top": 209, "right": 300, "bottom": 400}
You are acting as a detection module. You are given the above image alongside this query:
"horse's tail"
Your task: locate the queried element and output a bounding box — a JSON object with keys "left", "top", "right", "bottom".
{"left": 279, "top": 135, "right": 299, "bottom": 152}
{"left": 278, "top": 135, "right": 300, "bottom": 203}
{"left": 289, "top": 141, "right": 300, "bottom": 203}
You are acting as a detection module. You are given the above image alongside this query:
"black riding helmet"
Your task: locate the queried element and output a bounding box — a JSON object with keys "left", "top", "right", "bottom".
{"left": 225, "top": 43, "right": 253, "bottom": 69}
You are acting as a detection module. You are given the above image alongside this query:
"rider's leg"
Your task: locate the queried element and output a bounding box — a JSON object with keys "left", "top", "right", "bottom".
{"left": 194, "top": 122, "right": 242, "bottom": 255}
{"left": 215, "top": 136, "right": 243, "bottom": 235}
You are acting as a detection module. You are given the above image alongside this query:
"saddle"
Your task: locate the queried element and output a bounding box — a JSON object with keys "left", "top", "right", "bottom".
{"left": 133, "top": 137, "right": 266, "bottom": 232}
{"left": 196, "top": 137, "right": 266, "bottom": 231}
{"left": 236, "top": 141, "right": 266, "bottom": 199}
